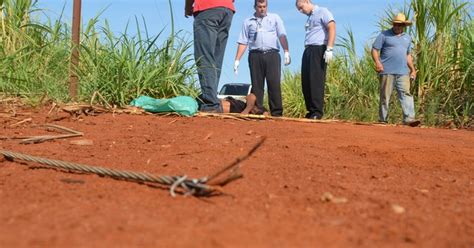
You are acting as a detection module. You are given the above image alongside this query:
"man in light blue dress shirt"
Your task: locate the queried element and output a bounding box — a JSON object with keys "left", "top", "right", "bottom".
{"left": 233, "top": 0, "right": 290, "bottom": 117}
{"left": 296, "top": 0, "right": 335, "bottom": 120}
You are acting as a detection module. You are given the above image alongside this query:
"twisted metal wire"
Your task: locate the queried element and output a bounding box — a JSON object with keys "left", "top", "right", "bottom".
{"left": 0, "top": 150, "right": 211, "bottom": 197}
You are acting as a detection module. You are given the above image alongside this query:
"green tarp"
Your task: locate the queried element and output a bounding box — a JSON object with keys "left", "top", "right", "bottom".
{"left": 130, "top": 96, "right": 198, "bottom": 117}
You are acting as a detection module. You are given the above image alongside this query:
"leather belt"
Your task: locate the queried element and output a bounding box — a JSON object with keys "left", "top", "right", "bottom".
{"left": 249, "top": 49, "right": 279, "bottom": 54}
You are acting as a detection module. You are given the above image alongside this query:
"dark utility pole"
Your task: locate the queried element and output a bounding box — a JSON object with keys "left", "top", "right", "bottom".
{"left": 69, "top": 0, "right": 82, "bottom": 100}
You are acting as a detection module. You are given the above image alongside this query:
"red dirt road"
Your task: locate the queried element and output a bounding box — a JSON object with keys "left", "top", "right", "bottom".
{"left": 1, "top": 108, "right": 473, "bottom": 247}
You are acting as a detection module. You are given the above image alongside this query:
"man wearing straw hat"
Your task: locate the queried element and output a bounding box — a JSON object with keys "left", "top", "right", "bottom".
{"left": 372, "top": 13, "right": 420, "bottom": 127}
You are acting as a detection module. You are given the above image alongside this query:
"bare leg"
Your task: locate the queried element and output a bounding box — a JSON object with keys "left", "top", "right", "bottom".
{"left": 241, "top": 94, "right": 257, "bottom": 114}
{"left": 221, "top": 99, "right": 231, "bottom": 113}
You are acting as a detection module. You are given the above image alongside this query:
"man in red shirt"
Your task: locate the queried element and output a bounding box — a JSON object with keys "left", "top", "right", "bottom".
{"left": 185, "top": 0, "right": 235, "bottom": 112}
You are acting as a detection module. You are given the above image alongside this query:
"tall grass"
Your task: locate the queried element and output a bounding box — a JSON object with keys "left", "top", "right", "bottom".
{"left": 0, "top": 0, "right": 68, "bottom": 103}
{"left": 78, "top": 18, "right": 198, "bottom": 106}
{"left": 281, "top": 69, "right": 306, "bottom": 118}
{"left": 0, "top": 0, "right": 198, "bottom": 106}
{"left": 325, "top": 29, "right": 380, "bottom": 121}
{"left": 409, "top": 0, "right": 472, "bottom": 126}
{"left": 1, "top": 0, "right": 471, "bottom": 128}
{"left": 282, "top": 0, "right": 472, "bottom": 127}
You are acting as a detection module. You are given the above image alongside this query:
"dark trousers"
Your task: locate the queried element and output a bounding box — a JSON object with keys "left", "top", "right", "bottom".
{"left": 194, "top": 7, "right": 233, "bottom": 112}
{"left": 301, "top": 45, "right": 327, "bottom": 118}
{"left": 248, "top": 51, "right": 282, "bottom": 116}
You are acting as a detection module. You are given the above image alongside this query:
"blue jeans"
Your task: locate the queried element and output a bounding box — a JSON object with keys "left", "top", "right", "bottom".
{"left": 379, "top": 74, "right": 416, "bottom": 123}
{"left": 193, "top": 7, "right": 233, "bottom": 112}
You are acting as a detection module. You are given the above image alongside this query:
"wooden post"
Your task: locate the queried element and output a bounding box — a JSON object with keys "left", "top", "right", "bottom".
{"left": 69, "top": 0, "right": 82, "bottom": 100}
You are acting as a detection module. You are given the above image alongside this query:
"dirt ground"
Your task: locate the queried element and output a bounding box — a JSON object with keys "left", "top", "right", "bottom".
{"left": 1, "top": 105, "right": 473, "bottom": 248}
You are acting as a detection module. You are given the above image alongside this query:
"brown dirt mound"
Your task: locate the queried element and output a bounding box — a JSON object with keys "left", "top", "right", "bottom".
{"left": 1, "top": 107, "right": 473, "bottom": 247}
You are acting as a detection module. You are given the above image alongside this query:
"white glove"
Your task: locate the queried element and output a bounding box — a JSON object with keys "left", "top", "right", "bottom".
{"left": 233, "top": 60, "right": 240, "bottom": 75}
{"left": 323, "top": 47, "right": 334, "bottom": 64}
{"left": 284, "top": 51, "right": 291, "bottom": 66}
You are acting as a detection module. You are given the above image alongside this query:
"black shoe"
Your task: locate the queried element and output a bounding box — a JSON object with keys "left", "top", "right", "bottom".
{"left": 308, "top": 114, "right": 322, "bottom": 120}
{"left": 405, "top": 120, "right": 421, "bottom": 127}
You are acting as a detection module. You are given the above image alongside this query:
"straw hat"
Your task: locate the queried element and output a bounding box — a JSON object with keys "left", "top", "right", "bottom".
{"left": 392, "top": 13, "right": 412, "bottom": 26}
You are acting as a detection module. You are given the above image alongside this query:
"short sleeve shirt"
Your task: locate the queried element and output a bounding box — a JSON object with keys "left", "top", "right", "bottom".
{"left": 193, "top": 0, "right": 235, "bottom": 13}
{"left": 304, "top": 5, "right": 334, "bottom": 46}
{"left": 225, "top": 97, "right": 246, "bottom": 113}
{"left": 372, "top": 29, "right": 412, "bottom": 75}
{"left": 237, "top": 13, "right": 287, "bottom": 51}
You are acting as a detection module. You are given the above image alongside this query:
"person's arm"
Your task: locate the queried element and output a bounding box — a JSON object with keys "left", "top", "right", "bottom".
{"left": 234, "top": 43, "right": 248, "bottom": 75}
{"left": 235, "top": 21, "right": 250, "bottom": 66}
{"left": 371, "top": 48, "right": 384, "bottom": 72}
{"left": 185, "top": 0, "right": 194, "bottom": 18}
{"left": 407, "top": 53, "right": 416, "bottom": 80}
{"left": 235, "top": 44, "right": 248, "bottom": 62}
{"left": 279, "top": 35, "right": 291, "bottom": 65}
{"left": 279, "top": 35, "right": 289, "bottom": 53}
{"left": 275, "top": 15, "right": 290, "bottom": 65}
{"left": 323, "top": 21, "right": 336, "bottom": 63}
{"left": 326, "top": 21, "right": 336, "bottom": 48}
{"left": 275, "top": 15, "right": 289, "bottom": 53}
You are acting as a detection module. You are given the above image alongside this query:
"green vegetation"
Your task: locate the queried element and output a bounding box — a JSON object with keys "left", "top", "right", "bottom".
{"left": 0, "top": 0, "right": 198, "bottom": 106}
{"left": 282, "top": 0, "right": 472, "bottom": 127}
{"left": 0, "top": 0, "right": 472, "bottom": 127}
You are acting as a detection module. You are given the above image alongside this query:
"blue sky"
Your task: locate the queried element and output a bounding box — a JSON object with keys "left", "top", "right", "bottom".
{"left": 37, "top": 0, "right": 408, "bottom": 90}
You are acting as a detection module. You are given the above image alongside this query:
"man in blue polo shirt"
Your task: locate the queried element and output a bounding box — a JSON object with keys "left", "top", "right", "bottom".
{"left": 233, "top": 0, "right": 290, "bottom": 117}
{"left": 296, "top": 0, "right": 336, "bottom": 120}
{"left": 372, "top": 13, "right": 420, "bottom": 127}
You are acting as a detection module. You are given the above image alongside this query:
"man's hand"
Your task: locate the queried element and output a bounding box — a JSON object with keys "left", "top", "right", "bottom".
{"left": 374, "top": 61, "right": 384, "bottom": 73}
{"left": 233, "top": 60, "right": 240, "bottom": 75}
{"left": 407, "top": 54, "right": 416, "bottom": 81}
{"left": 284, "top": 51, "right": 291, "bottom": 66}
{"left": 410, "top": 70, "right": 417, "bottom": 81}
{"left": 185, "top": 7, "right": 193, "bottom": 17}
{"left": 323, "top": 47, "right": 333, "bottom": 64}
{"left": 185, "top": 0, "right": 193, "bottom": 18}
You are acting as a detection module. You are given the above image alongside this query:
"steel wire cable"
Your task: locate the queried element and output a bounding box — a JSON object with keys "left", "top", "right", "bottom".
{"left": 1, "top": 138, "right": 266, "bottom": 197}
{"left": 0, "top": 150, "right": 211, "bottom": 196}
